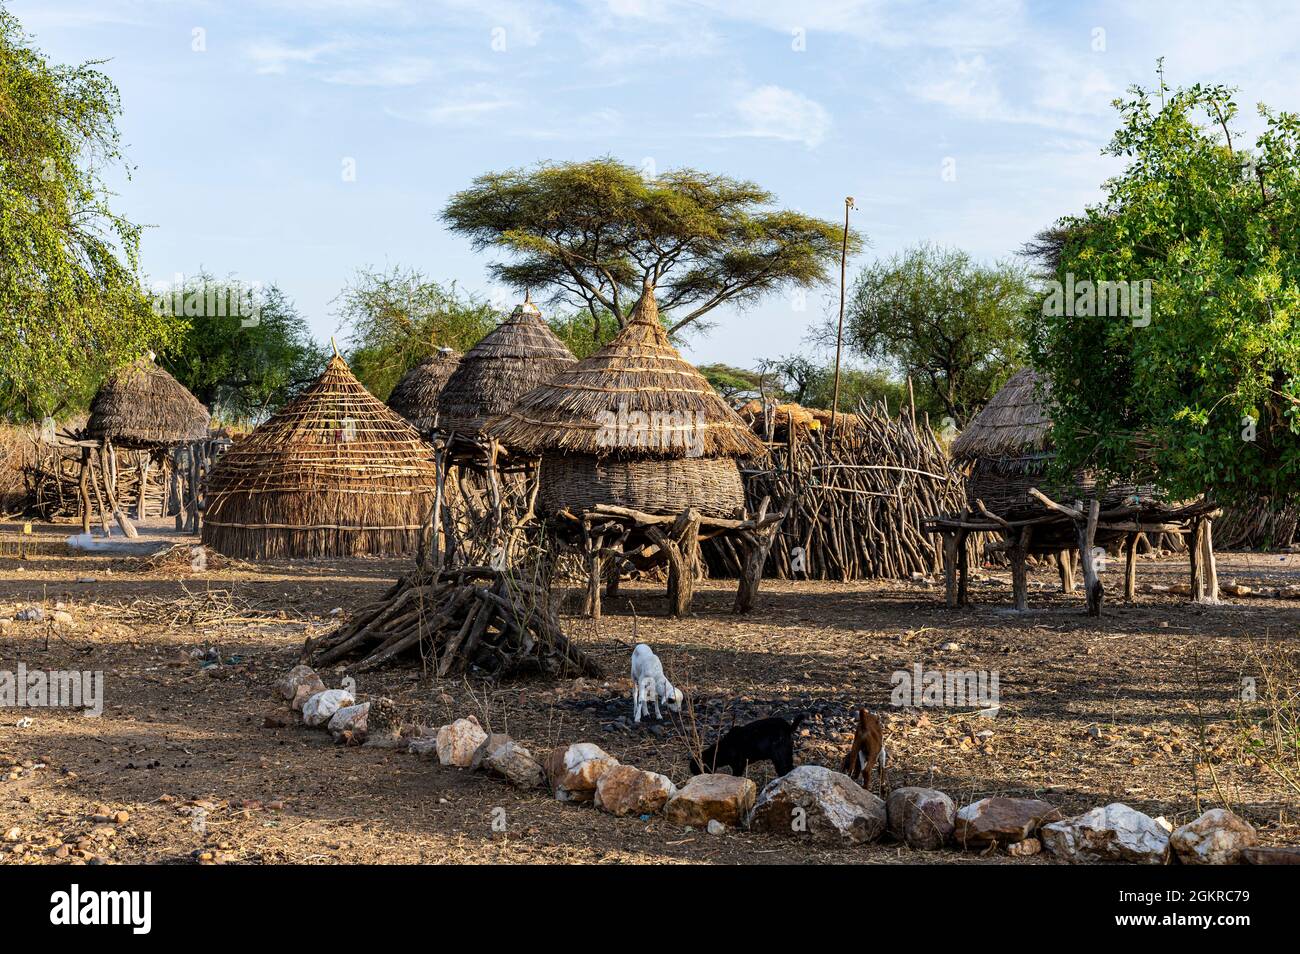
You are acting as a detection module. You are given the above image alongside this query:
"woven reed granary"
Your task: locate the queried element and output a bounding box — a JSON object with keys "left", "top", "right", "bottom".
{"left": 386, "top": 347, "right": 462, "bottom": 435}
{"left": 201, "top": 354, "right": 437, "bottom": 559}
{"left": 436, "top": 298, "right": 576, "bottom": 447}
{"left": 951, "top": 368, "right": 1156, "bottom": 520}
{"left": 487, "top": 282, "right": 765, "bottom": 518}
{"left": 86, "top": 355, "right": 210, "bottom": 449}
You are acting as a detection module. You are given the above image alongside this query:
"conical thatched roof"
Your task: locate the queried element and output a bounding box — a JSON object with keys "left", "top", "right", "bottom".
{"left": 386, "top": 347, "right": 462, "bottom": 434}
{"left": 486, "top": 283, "right": 766, "bottom": 460}
{"left": 202, "top": 354, "right": 437, "bottom": 559}
{"left": 86, "top": 355, "right": 210, "bottom": 447}
{"left": 951, "top": 368, "right": 1052, "bottom": 463}
{"left": 436, "top": 300, "right": 576, "bottom": 438}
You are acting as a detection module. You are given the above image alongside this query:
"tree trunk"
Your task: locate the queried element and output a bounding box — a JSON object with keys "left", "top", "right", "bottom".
{"left": 1124, "top": 532, "right": 1139, "bottom": 600}
{"left": 1078, "top": 499, "right": 1102, "bottom": 616}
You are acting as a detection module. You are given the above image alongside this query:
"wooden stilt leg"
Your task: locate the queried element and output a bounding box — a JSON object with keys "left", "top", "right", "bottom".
{"left": 1058, "top": 548, "right": 1077, "bottom": 594}
{"left": 78, "top": 450, "right": 92, "bottom": 535}
{"left": 1198, "top": 518, "right": 1218, "bottom": 603}
{"left": 1079, "top": 499, "right": 1102, "bottom": 616}
{"left": 1124, "top": 532, "right": 1139, "bottom": 600}
{"left": 956, "top": 529, "right": 969, "bottom": 607}
{"left": 1190, "top": 517, "right": 1205, "bottom": 602}
{"left": 943, "top": 532, "right": 959, "bottom": 608}
{"left": 733, "top": 514, "right": 785, "bottom": 614}
{"left": 1010, "top": 527, "right": 1031, "bottom": 611}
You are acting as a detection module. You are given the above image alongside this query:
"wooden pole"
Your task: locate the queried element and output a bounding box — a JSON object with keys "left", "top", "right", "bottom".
{"left": 1079, "top": 499, "right": 1102, "bottom": 616}
{"left": 829, "top": 196, "right": 854, "bottom": 435}
{"left": 1198, "top": 517, "right": 1219, "bottom": 603}
{"left": 1010, "top": 526, "right": 1032, "bottom": 611}
{"left": 78, "top": 449, "right": 91, "bottom": 535}
{"left": 1124, "top": 532, "right": 1139, "bottom": 600}
{"left": 1057, "top": 548, "right": 1076, "bottom": 594}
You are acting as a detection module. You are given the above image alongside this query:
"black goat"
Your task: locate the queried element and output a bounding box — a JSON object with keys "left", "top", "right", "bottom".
{"left": 689, "top": 714, "right": 805, "bottom": 779}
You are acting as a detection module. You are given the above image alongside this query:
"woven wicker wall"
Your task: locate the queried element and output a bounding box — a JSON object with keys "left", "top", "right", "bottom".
{"left": 538, "top": 453, "right": 745, "bottom": 517}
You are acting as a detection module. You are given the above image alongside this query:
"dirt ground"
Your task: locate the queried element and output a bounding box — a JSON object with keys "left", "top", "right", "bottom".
{"left": 1, "top": 518, "right": 1297, "bottom": 865}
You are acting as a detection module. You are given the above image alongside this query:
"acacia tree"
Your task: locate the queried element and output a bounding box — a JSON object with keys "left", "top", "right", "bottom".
{"left": 842, "top": 244, "right": 1030, "bottom": 424}
{"left": 0, "top": 10, "right": 176, "bottom": 420}
{"left": 442, "top": 158, "right": 856, "bottom": 339}
{"left": 1028, "top": 80, "right": 1300, "bottom": 504}
{"left": 334, "top": 266, "right": 499, "bottom": 399}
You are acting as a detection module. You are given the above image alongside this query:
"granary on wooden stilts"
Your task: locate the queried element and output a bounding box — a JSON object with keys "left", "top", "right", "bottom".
{"left": 436, "top": 297, "right": 576, "bottom": 466}
{"left": 201, "top": 352, "right": 437, "bottom": 559}
{"left": 923, "top": 368, "right": 1219, "bottom": 614}
{"left": 486, "top": 281, "right": 786, "bottom": 617}
{"left": 418, "top": 298, "right": 577, "bottom": 569}
{"left": 77, "top": 354, "right": 213, "bottom": 537}
{"left": 386, "top": 347, "right": 461, "bottom": 436}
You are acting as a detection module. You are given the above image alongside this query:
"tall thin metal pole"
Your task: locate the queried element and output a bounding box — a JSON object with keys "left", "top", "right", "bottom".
{"left": 829, "top": 196, "right": 854, "bottom": 434}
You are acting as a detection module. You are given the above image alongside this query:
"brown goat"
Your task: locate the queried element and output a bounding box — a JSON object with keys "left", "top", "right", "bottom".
{"left": 840, "top": 709, "right": 887, "bottom": 793}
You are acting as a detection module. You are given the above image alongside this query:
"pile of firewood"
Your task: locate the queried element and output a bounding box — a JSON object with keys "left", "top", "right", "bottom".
{"left": 705, "top": 400, "right": 973, "bottom": 581}
{"left": 309, "top": 565, "right": 601, "bottom": 677}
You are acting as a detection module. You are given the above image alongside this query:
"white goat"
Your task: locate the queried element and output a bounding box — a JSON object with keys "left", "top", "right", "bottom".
{"left": 630, "top": 643, "right": 683, "bottom": 722}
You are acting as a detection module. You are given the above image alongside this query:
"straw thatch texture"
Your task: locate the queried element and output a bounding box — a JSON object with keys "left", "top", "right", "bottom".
{"left": 540, "top": 453, "right": 746, "bottom": 517}
{"left": 436, "top": 301, "right": 576, "bottom": 439}
{"left": 201, "top": 355, "right": 437, "bottom": 559}
{"left": 950, "top": 368, "right": 1052, "bottom": 463}
{"left": 487, "top": 286, "right": 766, "bottom": 461}
{"left": 953, "top": 368, "right": 1156, "bottom": 518}
{"left": 86, "top": 356, "right": 210, "bottom": 448}
{"left": 386, "top": 348, "right": 462, "bottom": 434}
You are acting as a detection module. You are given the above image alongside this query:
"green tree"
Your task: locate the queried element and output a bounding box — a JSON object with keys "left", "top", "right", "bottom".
{"left": 0, "top": 9, "right": 178, "bottom": 421}
{"left": 698, "top": 363, "right": 766, "bottom": 403}
{"left": 442, "top": 158, "right": 856, "bottom": 340}
{"left": 334, "top": 266, "right": 498, "bottom": 399}
{"left": 1029, "top": 79, "right": 1300, "bottom": 504}
{"left": 841, "top": 244, "right": 1031, "bottom": 425}
{"left": 158, "top": 278, "right": 325, "bottom": 423}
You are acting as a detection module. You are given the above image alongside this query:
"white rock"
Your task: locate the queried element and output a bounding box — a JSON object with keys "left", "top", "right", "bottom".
{"left": 327, "top": 702, "right": 370, "bottom": 738}
{"left": 436, "top": 717, "right": 488, "bottom": 767}
{"left": 302, "top": 689, "right": 355, "bottom": 728}
{"left": 1041, "top": 803, "right": 1170, "bottom": 864}
{"left": 276, "top": 665, "right": 326, "bottom": 702}
{"left": 472, "top": 734, "right": 545, "bottom": 788}
{"left": 1169, "top": 809, "right": 1257, "bottom": 865}
{"left": 707, "top": 819, "right": 726, "bottom": 835}
{"left": 545, "top": 742, "right": 620, "bottom": 803}
{"left": 748, "top": 765, "right": 886, "bottom": 846}
{"left": 15, "top": 607, "right": 43, "bottom": 622}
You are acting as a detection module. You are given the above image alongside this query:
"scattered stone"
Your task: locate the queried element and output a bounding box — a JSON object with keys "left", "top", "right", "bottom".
{"left": 276, "top": 665, "right": 326, "bottom": 702}
{"left": 941, "top": 641, "right": 960, "bottom": 651}
{"left": 665, "top": 774, "right": 757, "bottom": 828}
{"left": 954, "top": 797, "right": 1061, "bottom": 847}
{"left": 594, "top": 765, "right": 677, "bottom": 816}
{"left": 707, "top": 819, "right": 726, "bottom": 835}
{"left": 1169, "top": 809, "right": 1257, "bottom": 865}
{"left": 291, "top": 683, "right": 318, "bottom": 712}
{"left": 15, "top": 607, "right": 43, "bottom": 622}
{"left": 52, "top": 610, "right": 75, "bottom": 627}
{"left": 1042, "top": 803, "right": 1170, "bottom": 864}
{"left": 436, "top": 717, "right": 488, "bottom": 767}
{"left": 472, "top": 734, "right": 545, "bottom": 789}
{"left": 301, "top": 689, "right": 355, "bottom": 728}
{"left": 886, "top": 786, "right": 955, "bottom": 850}
{"left": 749, "top": 766, "right": 885, "bottom": 846}
{"left": 328, "top": 702, "right": 370, "bottom": 740}
{"left": 1241, "top": 846, "right": 1300, "bottom": 865}
{"left": 1007, "top": 837, "right": 1041, "bottom": 857}
{"left": 3, "top": 826, "right": 20, "bottom": 842}
{"left": 545, "top": 742, "right": 619, "bottom": 802}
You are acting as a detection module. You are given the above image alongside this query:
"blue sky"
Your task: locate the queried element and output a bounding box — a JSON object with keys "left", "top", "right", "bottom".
{"left": 10, "top": 0, "right": 1300, "bottom": 368}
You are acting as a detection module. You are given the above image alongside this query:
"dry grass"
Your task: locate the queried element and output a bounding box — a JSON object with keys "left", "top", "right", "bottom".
{"left": 86, "top": 356, "right": 210, "bottom": 449}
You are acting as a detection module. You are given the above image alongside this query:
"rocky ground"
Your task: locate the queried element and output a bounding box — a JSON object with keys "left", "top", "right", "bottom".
{"left": 0, "top": 520, "right": 1297, "bottom": 865}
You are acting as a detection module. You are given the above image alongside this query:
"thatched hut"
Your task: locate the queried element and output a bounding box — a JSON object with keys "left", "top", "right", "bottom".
{"left": 488, "top": 282, "right": 765, "bottom": 518}
{"left": 386, "top": 347, "right": 462, "bottom": 435}
{"left": 86, "top": 355, "right": 210, "bottom": 449}
{"left": 437, "top": 299, "right": 576, "bottom": 446}
{"left": 201, "top": 354, "right": 437, "bottom": 559}
{"left": 951, "top": 368, "right": 1156, "bottom": 518}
